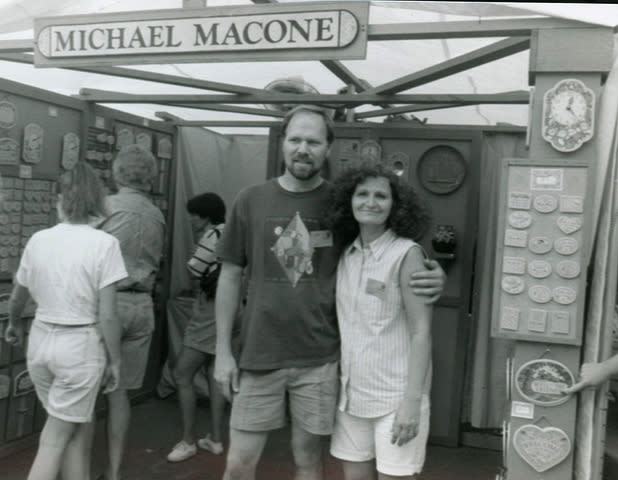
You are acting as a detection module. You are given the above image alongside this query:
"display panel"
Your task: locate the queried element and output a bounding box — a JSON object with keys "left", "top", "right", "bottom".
{"left": 491, "top": 158, "right": 592, "bottom": 345}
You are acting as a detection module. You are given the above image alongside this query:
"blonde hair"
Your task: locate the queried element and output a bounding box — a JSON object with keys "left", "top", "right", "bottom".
{"left": 113, "top": 144, "right": 158, "bottom": 192}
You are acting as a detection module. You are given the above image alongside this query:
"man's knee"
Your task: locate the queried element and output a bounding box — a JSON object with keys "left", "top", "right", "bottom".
{"left": 172, "top": 364, "right": 193, "bottom": 388}
{"left": 291, "top": 431, "right": 323, "bottom": 466}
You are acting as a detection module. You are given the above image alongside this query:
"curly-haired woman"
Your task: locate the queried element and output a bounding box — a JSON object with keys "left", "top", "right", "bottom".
{"left": 327, "top": 164, "right": 433, "bottom": 480}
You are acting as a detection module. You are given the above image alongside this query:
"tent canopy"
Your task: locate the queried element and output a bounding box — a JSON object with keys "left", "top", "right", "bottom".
{"left": 0, "top": 1, "right": 616, "bottom": 133}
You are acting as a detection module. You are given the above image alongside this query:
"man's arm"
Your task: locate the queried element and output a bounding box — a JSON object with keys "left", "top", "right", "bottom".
{"left": 4, "top": 282, "right": 30, "bottom": 346}
{"left": 214, "top": 262, "right": 244, "bottom": 401}
{"left": 98, "top": 283, "right": 122, "bottom": 394}
{"left": 409, "top": 259, "right": 447, "bottom": 304}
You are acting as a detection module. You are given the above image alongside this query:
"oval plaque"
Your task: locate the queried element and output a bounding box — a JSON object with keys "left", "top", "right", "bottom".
{"left": 528, "top": 285, "right": 552, "bottom": 304}
{"left": 554, "top": 237, "right": 579, "bottom": 256}
{"left": 508, "top": 211, "right": 532, "bottom": 229}
{"left": 528, "top": 236, "right": 553, "bottom": 255}
{"left": 502, "top": 276, "right": 525, "bottom": 295}
{"left": 553, "top": 287, "right": 577, "bottom": 305}
{"left": 515, "top": 358, "right": 574, "bottom": 407}
{"left": 533, "top": 194, "right": 558, "bottom": 213}
{"left": 527, "top": 260, "right": 552, "bottom": 279}
{"left": 556, "top": 260, "right": 580, "bottom": 279}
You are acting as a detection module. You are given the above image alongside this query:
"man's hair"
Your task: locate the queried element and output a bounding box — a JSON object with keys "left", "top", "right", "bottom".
{"left": 326, "top": 164, "right": 430, "bottom": 246}
{"left": 281, "top": 105, "right": 335, "bottom": 144}
{"left": 187, "top": 192, "right": 226, "bottom": 224}
{"left": 113, "top": 144, "right": 158, "bottom": 192}
{"left": 58, "top": 162, "right": 107, "bottom": 223}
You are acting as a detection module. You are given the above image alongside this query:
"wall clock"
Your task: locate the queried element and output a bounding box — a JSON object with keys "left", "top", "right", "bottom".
{"left": 417, "top": 145, "right": 466, "bottom": 195}
{"left": 542, "top": 78, "right": 595, "bottom": 152}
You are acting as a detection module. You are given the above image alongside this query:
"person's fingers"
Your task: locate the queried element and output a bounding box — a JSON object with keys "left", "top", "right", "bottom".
{"left": 562, "top": 381, "right": 586, "bottom": 394}
{"left": 391, "top": 424, "right": 402, "bottom": 445}
{"left": 231, "top": 368, "right": 240, "bottom": 393}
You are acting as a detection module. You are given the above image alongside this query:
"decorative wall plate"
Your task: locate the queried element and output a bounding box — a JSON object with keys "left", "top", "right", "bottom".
{"left": 515, "top": 358, "right": 574, "bottom": 406}
{"left": 136, "top": 132, "right": 152, "bottom": 152}
{"left": 557, "top": 216, "right": 582, "bottom": 234}
{"left": 513, "top": 424, "right": 571, "bottom": 472}
{"left": 0, "top": 100, "right": 17, "bottom": 129}
{"left": 22, "top": 123, "right": 44, "bottom": 164}
{"left": 359, "top": 139, "right": 382, "bottom": 166}
{"left": 417, "top": 145, "right": 466, "bottom": 195}
{"left": 0, "top": 137, "right": 19, "bottom": 165}
{"left": 386, "top": 151, "right": 409, "bottom": 177}
{"left": 116, "top": 128, "right": 134, "bottom": 150}
{"left": 157, "top": 136, "right": 172, "bottom": 159}
{"left": 62, "top": 132, "right": 80, "bottom": 170}
{"left": 508, "top": 211, "right": 532, "bottom": 229}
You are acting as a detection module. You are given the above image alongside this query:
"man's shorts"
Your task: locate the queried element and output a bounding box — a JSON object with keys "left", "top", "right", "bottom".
{"left": 27, "top": 320, "right": 106, "bottom": 423}
{"left": 230, "top": 361, "right": 339, "bottom": 435}
{"left": 116, "top": 292, "right": 155, "bottom": 390}
{"left": 330, "top": 394, "right": 431, "bottom": 477}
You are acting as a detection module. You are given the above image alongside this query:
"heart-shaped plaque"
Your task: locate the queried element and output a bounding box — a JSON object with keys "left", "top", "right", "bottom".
{"left": 513, "top": 425, "right": 571, "bottom": 472}
{"left": 557, "top": 216, "right": 582, "bottom": 235}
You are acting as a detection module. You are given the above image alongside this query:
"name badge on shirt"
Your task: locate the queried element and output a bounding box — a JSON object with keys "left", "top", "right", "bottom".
{"left": 310, "top": 230, "right": 333, "bottom": 248}
{"left": 366, "top": 278, "right": 386, "bottom": 300}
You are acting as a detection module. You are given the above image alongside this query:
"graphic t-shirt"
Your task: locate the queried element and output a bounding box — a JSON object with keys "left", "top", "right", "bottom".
{"left": 216, "top": 178, "right": 340, "bottom": 370}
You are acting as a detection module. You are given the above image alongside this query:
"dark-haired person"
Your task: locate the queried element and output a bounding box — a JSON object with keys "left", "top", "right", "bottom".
{"left": 327, "top": 165, "right": 433, "bottom": 480}
{"left": 96, "top": 144, "right": 166, "bottom": 480}
{"left": 167, "top": 192, "right": 228, "bottom": 462}
{"left": 4, "top": 162, "right": 127, "bottom": 480}
{"left": 214, "top": 105, "right": 445, "bottom": 480}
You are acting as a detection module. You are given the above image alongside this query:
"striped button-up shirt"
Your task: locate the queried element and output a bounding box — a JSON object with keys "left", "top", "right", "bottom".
{"left": 336, "top": 229, "right": 430, "bottom": 418}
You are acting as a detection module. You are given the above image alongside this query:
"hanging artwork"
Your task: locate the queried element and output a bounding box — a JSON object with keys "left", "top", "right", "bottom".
{"left": 22, "top": 123, "right": 44, "bottom": 164}
{"left": 0, "top": 138, "right": 19, "bottom": 165}
{"left": 62, "top": 132, "right": 80, "bottom": 170}
{"left": 513, "top": 424, "right": 571, "bottom": 473}
{"left": 515, "top": 358, "right": 574, "bottom": 406}
{"left": 0, "top": 100, "right": 17, "bottom": 129}
{"left": 157, "top": 136, "right": 172, "bottom": 159}
{"left": 136, "top": 132, "right": 152, "bottom": 152}
{"left": 116, "top": 128, "right": 134, "bottom": 150}
{"left": 359, "top": 139, "right": 382, "bottom": 166}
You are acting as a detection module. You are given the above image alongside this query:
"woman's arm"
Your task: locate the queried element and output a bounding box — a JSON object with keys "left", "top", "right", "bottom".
{"left": 563, "top": 354, "right": 618, "bottom": 394}
{"left": 4, "top": 282, "right": 30, "bottom": 346}
{"left": 98, "top": 283, "right": 121, "bottom": 393}
{"left": 392, "top": 246, "right": 433, "bottom": 446}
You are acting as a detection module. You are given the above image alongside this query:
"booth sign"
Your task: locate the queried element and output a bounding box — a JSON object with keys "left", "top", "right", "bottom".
{"left": 33, "top": 2, "right": 369, "bottom": 67}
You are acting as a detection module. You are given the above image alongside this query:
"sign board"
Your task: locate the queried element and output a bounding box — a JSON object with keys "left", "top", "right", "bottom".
{"left": 33, "top": 2, "right": 369, "bottom": 67}
{"left": 491, "top": 158, "right": 593, "bottom": 345}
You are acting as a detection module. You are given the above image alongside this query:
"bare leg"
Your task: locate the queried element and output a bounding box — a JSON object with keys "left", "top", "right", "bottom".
{"left": 206, "top": 362, "right": 226, "bottom": 444}
{"left": 222, "top": 428, "right": 269, "bottom": 480}
{"left": 173, "top": 346, "right": 208, "bottom": 444}
{"left": 61, "top": 422, "right": 94, "bottom": 480}
{"left": 290, "top": 422, "right": 324, "bottom": 480}
{"left": 104, "top": 388, "right": 130, "bottom": 480}
{"left": 27, "top": 415, "right": 77, "bottom": 480}
{"left": 342, "top": 460, "right": 377, "bottom": 480}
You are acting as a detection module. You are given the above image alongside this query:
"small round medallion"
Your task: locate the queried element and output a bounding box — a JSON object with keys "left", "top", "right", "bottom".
{"left": 502, "top": 276, "right": 525, "bottom": 295}
{"left": 527, "top": 260, "right": 552, "bottom": 279}
{"left": 554, "top": 237, "right": 579, "bottom": 256}
{"left": 556, "top": 260, "right": 580, "bottom": 279}
{"left": 509, "top": 211, "right": 532, "bottom": 229}
{"left": 533, "top": 195, "right": 558, "bottom": 213}
{"left": 528, "top": 285, "right": 552, "bottom": 304}
{"left": 528, "top": 236, "right": 553, "bottom": 255}
{"left": 553, "top": 287, "right": 577, "bottom": 305}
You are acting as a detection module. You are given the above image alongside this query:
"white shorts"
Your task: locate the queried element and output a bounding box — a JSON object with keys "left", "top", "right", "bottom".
{"left": 330, "top": 395, "right": 430, "bottom": 477}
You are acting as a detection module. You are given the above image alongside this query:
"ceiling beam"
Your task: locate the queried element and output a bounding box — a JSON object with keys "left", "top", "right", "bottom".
{"left": 0, "top": 40, "right": 33, "bottom": 53}
{"left": 160, "top": 102, "right": 285, "bottom": 117}
{"left": 355, "top": 104, "right": 461, "bottom": 119}
{"left": 77, "top": 88, "right": 530, "bottom": 106}
{"left": 368, "top": 17, "right": 597, "bottom": 41}
{"left": 366, "top": 37, "right": 530, "bottom": 95}
{"left": 0, "top": 52, "right": 266, "bottom": 95}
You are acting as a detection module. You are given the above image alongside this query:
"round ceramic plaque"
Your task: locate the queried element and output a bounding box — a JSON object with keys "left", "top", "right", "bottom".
{"left": 515, "top": 359, "right": 574, "bottom": 406}
{"left": 527, "top": 260, "right": 552, "bottom": 279}
{"left": 533, "top": 194, "right": 558, "bottom": 213}
{"left": 508, "top": 211, "right": 532, "bottom": 229}
{"left": 417, "top": 145, "right": 466, "bottom": 195}
{"left": 554, "top": 237, "right": 579, "bottom": 256}
{"left": 528, "top": 236, "right": 553, "bottom": 255}
{"left": 502, "top": 276, "right": 525, "bottom": 295}
{"left": 528, "top": 285, "right": 552, "bottom": 304}
{"left": 556, "top": 260, "right": 580, "bottom": 279}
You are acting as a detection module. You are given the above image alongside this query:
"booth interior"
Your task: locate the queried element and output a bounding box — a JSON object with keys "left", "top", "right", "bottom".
{"left": 0, "top": 2, "right": 618, "bottom": 480}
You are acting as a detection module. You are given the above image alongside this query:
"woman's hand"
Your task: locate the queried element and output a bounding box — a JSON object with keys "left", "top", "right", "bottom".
{"left": 102, "top": 361, "right": 121, "bottom": 394}
{"left": 391, "top": 399, "right": 422, "bottom": 446}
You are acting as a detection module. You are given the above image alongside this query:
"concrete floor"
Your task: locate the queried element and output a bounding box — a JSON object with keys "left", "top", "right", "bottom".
{"left": 0, "top": 394, "right": 502, "bottom": 480}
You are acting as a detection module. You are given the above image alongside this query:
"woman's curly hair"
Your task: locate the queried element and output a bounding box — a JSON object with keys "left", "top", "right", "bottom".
{"left": 326, "top": 164, "right": 430, "bottom": 247}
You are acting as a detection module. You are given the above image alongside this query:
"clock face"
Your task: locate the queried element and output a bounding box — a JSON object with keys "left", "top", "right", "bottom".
{"left": 542, "top": 79, "right": 595, "bottom": 152}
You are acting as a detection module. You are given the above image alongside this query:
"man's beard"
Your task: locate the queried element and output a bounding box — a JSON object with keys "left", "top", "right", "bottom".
{"left": 288, "top": 159, "right": 321, "bottom": 180}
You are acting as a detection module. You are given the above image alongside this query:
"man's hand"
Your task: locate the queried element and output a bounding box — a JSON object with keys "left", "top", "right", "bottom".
{"left": 214, "top": 351, "right": 239, "bottom": 402}
{"left": 102, "top": 361, "right": 121, "bottom": 394}
{"left": 4, "top": 323, "right": 24, "bottom": 347}
{"left": 562, "top": 362, "right": 610, "bottom": 394}
{"left": 409, "top": 259, "right": 446, "bottom": 304}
